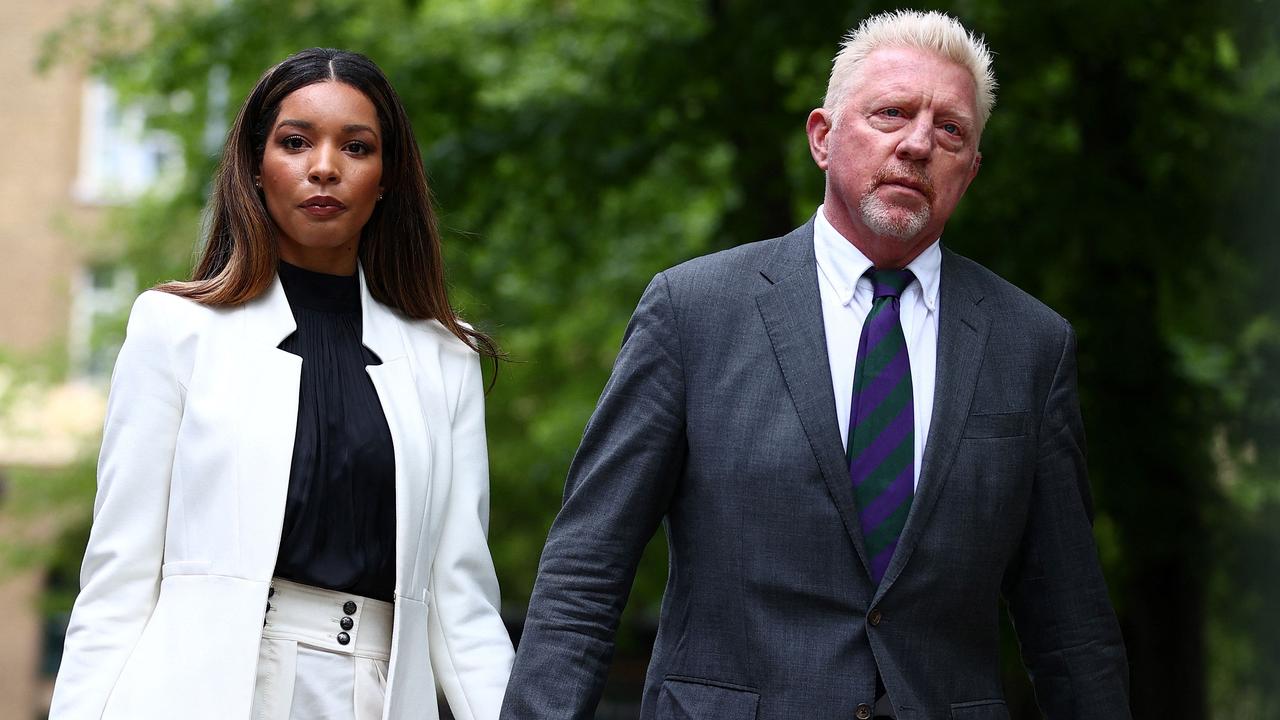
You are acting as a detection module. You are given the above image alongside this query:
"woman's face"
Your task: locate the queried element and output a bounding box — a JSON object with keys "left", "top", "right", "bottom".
{"left": 258, "top": 81, "right": 384, "bottom": 275}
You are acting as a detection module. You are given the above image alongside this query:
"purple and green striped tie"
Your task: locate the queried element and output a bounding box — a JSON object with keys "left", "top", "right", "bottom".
{"left": 848, "top": 268, "right": 916, "bottom": 584}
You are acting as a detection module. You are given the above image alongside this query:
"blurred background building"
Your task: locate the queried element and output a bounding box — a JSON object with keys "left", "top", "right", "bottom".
{"left": 1, "top": 2, "right": 166, "bottom": 717}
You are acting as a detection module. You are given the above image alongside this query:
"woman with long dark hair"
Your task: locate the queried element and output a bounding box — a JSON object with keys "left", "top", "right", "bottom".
{"left": 49, "top": 48, "right": 512, "bottom": 719}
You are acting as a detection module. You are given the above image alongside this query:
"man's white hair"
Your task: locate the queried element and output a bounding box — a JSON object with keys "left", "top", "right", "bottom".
{"left": 824, "top": 10, "right": 997, "bottom": 129}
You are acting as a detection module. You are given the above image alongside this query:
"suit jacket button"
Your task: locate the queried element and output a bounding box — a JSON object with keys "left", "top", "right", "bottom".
{"left": 337, "top": 632, "right": 351, "bottom": 645}
{"left": 340, "top": 616, "right": 354, "bottom": 631}
{"left": 856, "top": 703, "right": 873, "bottom": 720}
{"left": 868, "top": 608, "right": 883, "bottom": 626}
{"left": 343, "top": 600, "right": 358, "bottom": 615}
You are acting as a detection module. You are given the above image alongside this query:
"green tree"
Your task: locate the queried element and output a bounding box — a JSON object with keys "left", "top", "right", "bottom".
{"left": 42, "top": 0, "right": 1280, "bottom": 716}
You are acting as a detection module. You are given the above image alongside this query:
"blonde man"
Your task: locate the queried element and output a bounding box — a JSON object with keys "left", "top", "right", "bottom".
{"left": 503, "top": 10, "right": 1130, "bottom": 720}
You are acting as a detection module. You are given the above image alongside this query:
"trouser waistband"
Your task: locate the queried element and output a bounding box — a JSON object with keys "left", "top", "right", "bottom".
{"left": 263, "top": 577, "right": 393, "bottom": 661}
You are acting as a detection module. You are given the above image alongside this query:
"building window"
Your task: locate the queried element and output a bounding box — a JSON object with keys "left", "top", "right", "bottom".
{"left": 72, "top": 79, "right": 183, "bottom": 205}
{"left": 68, "top": 263, "right": 135, "bottom": 380}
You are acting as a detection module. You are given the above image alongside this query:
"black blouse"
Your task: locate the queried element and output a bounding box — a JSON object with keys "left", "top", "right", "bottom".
{"left": 274, "top": 261, "right": 396, "bottom": 601}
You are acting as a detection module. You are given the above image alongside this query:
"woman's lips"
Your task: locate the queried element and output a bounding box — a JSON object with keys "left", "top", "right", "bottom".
{"left": 299, "top": 196, "right": 346, "bottom": 217}
{"left": 301, "top": 204, "right": 346, "bottom": 217}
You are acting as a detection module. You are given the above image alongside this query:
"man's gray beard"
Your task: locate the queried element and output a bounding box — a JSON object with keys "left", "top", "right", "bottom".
{"left": 859, "top": 191, "right": 930, "bottom": 240}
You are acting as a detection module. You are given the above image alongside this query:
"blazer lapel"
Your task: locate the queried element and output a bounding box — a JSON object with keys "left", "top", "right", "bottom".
{"left": 233, "top": 276, "right": 302, "bottom": 578}
{"left": 358, "top": 267, "right": 433, "bottom": 595}
{"left": 755, "top": 220, "right": 873, "bottom": 578}
{"left": 877, "top": 248, "right": 991, "bottom": 594}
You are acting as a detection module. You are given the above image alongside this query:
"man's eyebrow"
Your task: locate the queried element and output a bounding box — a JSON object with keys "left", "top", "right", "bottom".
{"left": 939, "top": 108, "right": 976, "bottom": 124}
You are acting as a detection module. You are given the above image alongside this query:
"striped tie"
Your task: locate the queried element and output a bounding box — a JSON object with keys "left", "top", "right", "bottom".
{"left": 848, "top": 268, "right": 916, "bottom": 584}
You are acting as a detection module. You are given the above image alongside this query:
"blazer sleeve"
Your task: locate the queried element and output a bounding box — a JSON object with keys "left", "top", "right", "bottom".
{"left": 1003, "top": 322, "right": 1132, "bottom": 719}
{"left": 427, "top": 349, "right": 516, "bottom": 720}
{"left": 49, "top": 291, "right": 185, "bottom": 719}
{"left": 500, "top": 272, "right": 686, "bottom": 719}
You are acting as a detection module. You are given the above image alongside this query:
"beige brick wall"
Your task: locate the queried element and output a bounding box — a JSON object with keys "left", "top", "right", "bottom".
{"left": 1, "top": 1, "right": 97, "bottom": 355}
{"left": 0, "top": 571, "right": 50, "bottom": 720}
{"left": 3, "top": 2, "right": 102, "bottom": 719}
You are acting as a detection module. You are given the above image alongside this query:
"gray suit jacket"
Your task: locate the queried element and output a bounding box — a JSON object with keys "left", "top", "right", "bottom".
{"left": 501, "top": 220, "right": 1130, "bottom": 720}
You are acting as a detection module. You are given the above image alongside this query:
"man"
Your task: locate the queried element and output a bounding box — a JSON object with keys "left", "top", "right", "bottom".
{"left": 501, "top": 10, "right": 1130, "bottom": 720}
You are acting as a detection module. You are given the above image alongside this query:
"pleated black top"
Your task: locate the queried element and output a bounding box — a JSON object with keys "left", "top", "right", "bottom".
{"left": 274, "top": 261, "right": 396, "bottom": 601}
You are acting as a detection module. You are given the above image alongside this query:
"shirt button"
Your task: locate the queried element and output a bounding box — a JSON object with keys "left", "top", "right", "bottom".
{"left": 337, "top": 631, "right": 351, "bottom": 646}
{"left": 343, "top": 600, "right": 358, "bottom": 615}
{"left": 340, "top": 616, "right": 354, "bottom": 631}
{"left": 868, "top": 608, "right": 883, "bottom": 626}
{"left": 856, "top": 703, "right": 873, "bottom": 720}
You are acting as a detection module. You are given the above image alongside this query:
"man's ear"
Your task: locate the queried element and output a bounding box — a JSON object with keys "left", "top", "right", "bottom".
{"left": 806, "top": 108, "right": 834, "bottom": 170}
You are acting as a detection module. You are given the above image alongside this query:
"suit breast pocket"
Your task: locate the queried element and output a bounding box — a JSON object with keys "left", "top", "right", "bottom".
{"left": 962, "top": 411, "right": 1029, "bottom": 439}
{"left": 951, "top": 699, "right": 1010, "bottom": 719}
{"left": 656, "top": 676, "right": 759, "bottom": 720}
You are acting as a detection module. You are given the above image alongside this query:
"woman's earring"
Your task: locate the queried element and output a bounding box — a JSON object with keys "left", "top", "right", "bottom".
{"left": 377, "top": 192, "right": 384, "bottom": 201}
{"left": 254, "top": 176, "right": 262, "bottom": 189}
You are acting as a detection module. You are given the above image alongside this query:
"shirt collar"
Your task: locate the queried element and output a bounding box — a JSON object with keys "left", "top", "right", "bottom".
{"left": 814, "top": 204, "right": 941, "bottom": 311}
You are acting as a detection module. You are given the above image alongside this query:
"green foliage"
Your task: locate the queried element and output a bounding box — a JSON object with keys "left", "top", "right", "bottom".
{"left": 0, "top": 461, "right": 97, "bottom": 577}
{"left": 38, "top": 0, "right": 1280, "bottom": 716}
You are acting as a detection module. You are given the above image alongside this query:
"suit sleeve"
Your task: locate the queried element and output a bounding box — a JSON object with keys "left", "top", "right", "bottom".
{"left": 1003, "top": 322, "right": 1132, "bottom": 719}
{"left": 428, "top": 349, "right": 516, "bottom": 720}
{"left": 49, "top": 291, "right": 184, "bottom": 719}
{"left": 500, "top": 273, "right": 686, "bottom": 719}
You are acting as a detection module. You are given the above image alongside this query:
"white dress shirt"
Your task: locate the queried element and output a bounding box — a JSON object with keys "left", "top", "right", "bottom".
{"left": 814, "top": 205, "right": 940, "bottom": 490}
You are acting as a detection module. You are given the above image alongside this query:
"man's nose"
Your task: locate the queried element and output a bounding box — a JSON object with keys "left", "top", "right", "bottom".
{"left": 895, "top": 119, "right": 933, "bottom": 162}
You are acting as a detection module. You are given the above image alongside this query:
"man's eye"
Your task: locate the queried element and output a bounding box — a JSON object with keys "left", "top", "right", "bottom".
{"left": 942, "top": 123, "right": 960, "bottom": 135}
{"left": 883, "top": 108, "right": 903, "bottom": 117}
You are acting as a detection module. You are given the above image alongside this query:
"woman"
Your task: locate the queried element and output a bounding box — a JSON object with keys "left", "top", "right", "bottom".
{"left": 49, "top": 48, "right": 513, "bottom": 720}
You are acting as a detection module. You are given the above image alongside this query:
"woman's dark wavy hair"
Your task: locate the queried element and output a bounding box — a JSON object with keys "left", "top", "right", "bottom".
{"left": 159, "top": 48, "right": 499, "bottom": 363}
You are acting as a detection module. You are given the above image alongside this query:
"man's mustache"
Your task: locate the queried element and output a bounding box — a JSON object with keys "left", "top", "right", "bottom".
{"left": 871, "top": 165, "right": 935, "bottom": 202}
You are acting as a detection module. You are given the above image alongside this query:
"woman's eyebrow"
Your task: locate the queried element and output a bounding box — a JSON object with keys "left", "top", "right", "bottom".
{"left": 275, "top": 118, "right": 376, "bottom": 136}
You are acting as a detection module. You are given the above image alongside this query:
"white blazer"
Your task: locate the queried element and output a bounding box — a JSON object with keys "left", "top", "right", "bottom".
{"left": 49, "top": 268, "right": 514, "bottom": 719}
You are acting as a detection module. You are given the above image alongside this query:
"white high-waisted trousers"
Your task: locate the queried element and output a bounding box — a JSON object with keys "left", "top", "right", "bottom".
{"left": 252, "top": 578, "right": 394, "bottom": 720}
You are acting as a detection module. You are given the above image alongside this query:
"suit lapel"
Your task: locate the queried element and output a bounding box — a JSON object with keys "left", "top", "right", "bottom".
{"left": 230, "top": 267, "right": 433, "bottom": 586}
{"left": 233, "top": 276, "right": 302, "bottom": 578}
{"left": 755, "top": 220, "right": 873, "bottom": 577}
{"left": 877, "top": 249, "right": 991, "bottom": 594}
{"left": 358, "top": 267, "right": 433, "bottom": 594}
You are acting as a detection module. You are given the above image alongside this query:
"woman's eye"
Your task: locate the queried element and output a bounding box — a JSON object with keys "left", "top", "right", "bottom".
{"left": 346, "top": 141, "right": 371, "bottom": 155}
{"left": 281, "top": 136, "right": 306, "bottom": 150}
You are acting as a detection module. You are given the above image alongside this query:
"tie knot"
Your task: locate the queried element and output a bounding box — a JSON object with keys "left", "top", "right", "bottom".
{"left": 867, "top": 268, "right": 915, "bottom": 300}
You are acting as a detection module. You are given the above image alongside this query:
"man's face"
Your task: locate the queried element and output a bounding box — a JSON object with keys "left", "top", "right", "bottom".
{"left": 807, "top": 46, "right": 982, "bottom": 268}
